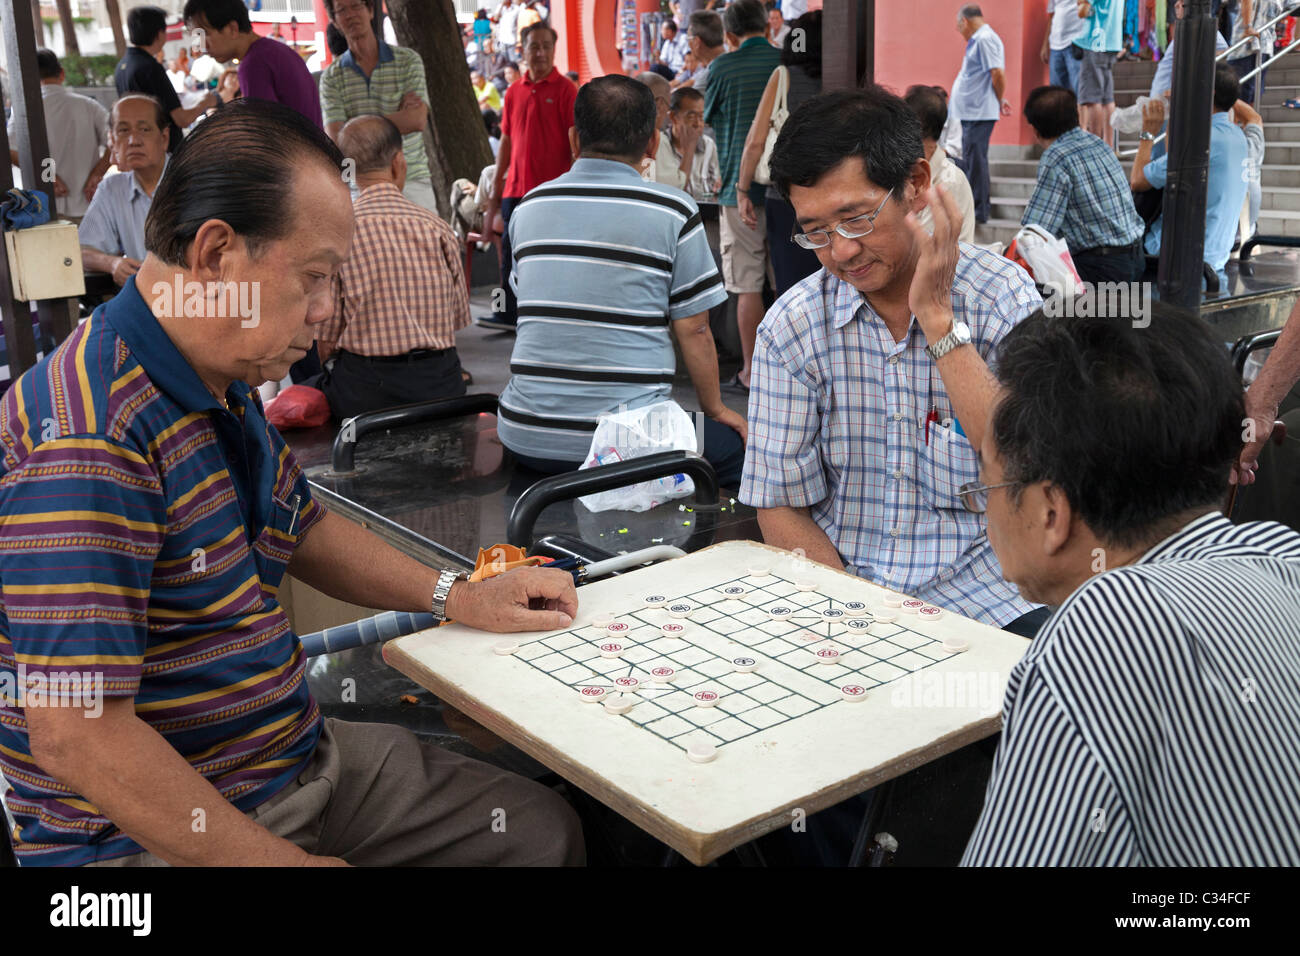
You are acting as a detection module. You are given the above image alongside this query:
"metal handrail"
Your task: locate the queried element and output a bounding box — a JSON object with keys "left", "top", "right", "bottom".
{"left": 328, "top": 393, "right": 499, "bottom": 475}
{"left": 1118, "top": 7, "right": 1300, "bottom": 159}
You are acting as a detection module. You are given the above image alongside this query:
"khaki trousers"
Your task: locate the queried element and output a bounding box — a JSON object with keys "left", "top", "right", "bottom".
{"left": 86, "top": 718, "right": 585, "bottom": 867}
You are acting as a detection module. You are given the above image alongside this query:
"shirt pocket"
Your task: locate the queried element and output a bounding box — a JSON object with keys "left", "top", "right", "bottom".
{"left": 252, "top": 490, "right": 302, "bottom": 595}
{"left": 920, "top": 425, "right": 980, "bottom": 510}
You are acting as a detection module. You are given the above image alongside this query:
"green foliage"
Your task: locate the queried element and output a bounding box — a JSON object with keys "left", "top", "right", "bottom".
{"left": 59, "top": 54, "right": 120, "bottom": 87}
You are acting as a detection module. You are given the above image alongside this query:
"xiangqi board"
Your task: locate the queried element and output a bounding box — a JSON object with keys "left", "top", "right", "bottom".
{"left": 384, "top": 541, "right": 1033, "bottom": 863}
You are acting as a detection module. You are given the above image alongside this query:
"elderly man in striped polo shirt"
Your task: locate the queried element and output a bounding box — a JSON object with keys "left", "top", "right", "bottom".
{"left": 496, "top": 74, "right": 746, "bottom": 486}
{"left": 0, "top": 100, "right": 583, "bottom": 867}
{"left": 963, "top": 304, "right": 1300, "bottom": 866}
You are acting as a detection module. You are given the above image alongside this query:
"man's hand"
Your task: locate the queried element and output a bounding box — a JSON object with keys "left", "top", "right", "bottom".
{"left": 904, "top": 184, "right": 962, "bottom": 342}
{"left": 302, "top": 854, "right": 352, "bottom": 867}
{"left": 708, "top": 404, "right": 748, "bottom": 443}
{"left": 111, "top": 256, "right": 142, "bottom": 286}
{"left": 737, "top": 190, "right": 758, "bottom": 229}
{"left": 83, "top": 170, "right": 104, "bottom": 202}
{"left": 1141, "top": 97, "right": 1166, "bottom": 135}
{"left": 1078, "top": 0, "right": 1093, "bottom": 18}
{"left": 445, "top": 566, "right": 578, "bottom": 632}
{"left": 1000, "top": 98, "right": 1012, "bottom": 117}
{"left": 1233, "top": 393, "right": 1279, "bottom": 485}
{"left": 400, "top": 91, "right": 424, "bottom": 111}
{"left": 53, "top": 174, "right": 69, "bottom": 197}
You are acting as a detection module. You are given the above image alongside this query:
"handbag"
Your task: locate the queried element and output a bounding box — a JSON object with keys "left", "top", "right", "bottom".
{"left": 754, "top": 66, "right": 790, "bottom": 187}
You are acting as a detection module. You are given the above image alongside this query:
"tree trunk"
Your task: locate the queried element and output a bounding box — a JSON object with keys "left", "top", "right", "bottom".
{"left": 385, "top": 0, "right": 493, "bottom": 221}
{"left": 104, "top": 0, "right": 127, "bottom": 57}
{"left": 32, "top": 1, "right": 45, "bottom": 46}
{"left": 54, "top": 0, "right": 79, "bottom": 56}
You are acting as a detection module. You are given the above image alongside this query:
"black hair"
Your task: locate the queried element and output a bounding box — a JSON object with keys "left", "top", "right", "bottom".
{"left": 1023, "top": 85, "right": 1079, "bottom": 139}
{"left": 127, "top": 6, "right": 169, "bottom": 47}
{"left": 145, "top": 98, "right": 344, "bottom": 265}
{"left": 670, "top": 86, "right": 704, "bottom": 111}
{"left": 770, "top": 87, "right": 924, "bottom": 201}
{"left": 323, "top": 0, "right": 371, "bottom": 19}
{"left": 723, "top": 0, "right": 767, "bottom": 36}
{"left": 326, "top": 22, "right": 348, "bottom": 57}
{"left": 663, "top": 19, "right": 678, "bottom": 33}
{"left": 521, "top": 21, "right": 558, "bottom": 47}
{"left": 181, "top": 0, "right": 251, "bottom": 33}
{"left": 1214, "top": 63, "right": 1240, "bottom": 111}
{"left": 36, "top": 48, "right": 61, "bottom": 80}
{"left": 482, "top": 107, "right": 502, "bottom": 139}
{"left": 992, "top": 303, "right": 1244, "bottom": 550}
{"left": 574, "top": 74, "right": 656, "bottom": 161}
{"left": 782, "top": 10, "right": 822, "bottom": 79}
{"left": 565, "top": 70, "right": 580, "bottom": 82}
{"left": 904, "top": 83, "right": 948, "bottom": 142}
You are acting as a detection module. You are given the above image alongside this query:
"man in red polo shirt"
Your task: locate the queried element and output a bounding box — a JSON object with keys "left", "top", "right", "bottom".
{"left": 479, "top": 21, "right": 577, "bottom": 331}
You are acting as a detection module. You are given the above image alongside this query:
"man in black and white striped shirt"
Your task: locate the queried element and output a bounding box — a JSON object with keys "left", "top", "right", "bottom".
{"left": 961, "top": 303, "right": 1300, "bottom": 866}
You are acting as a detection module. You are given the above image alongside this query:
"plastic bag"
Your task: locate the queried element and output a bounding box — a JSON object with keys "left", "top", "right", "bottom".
{"left": 1111, "top": 95, "right": 1161, "bottom": 134}
{"left": 1011, "top": 223, "right": 1083, "bottom": 295}
{"left": 578, "top": 400, "right": 698, "bottom": 513}
{"left": 264, "top": 384, "right": 331, "bottom": 430}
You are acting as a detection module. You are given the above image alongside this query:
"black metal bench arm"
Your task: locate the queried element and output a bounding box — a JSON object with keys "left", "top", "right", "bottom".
{"left": 1239, "top": 235, "right": 1300, "bottom": 261}
{"left": 507, "top": 450, "right": 719, "bottom": 549}
{"left": 1230, "top": 329, "right": 1282, "bottom": 376}
{"left": 330, "top": 394, "right": 499, "bottom": 475}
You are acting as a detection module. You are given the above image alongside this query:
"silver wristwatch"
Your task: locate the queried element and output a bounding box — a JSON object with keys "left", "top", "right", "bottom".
{"left": 1139, "top": 131, "right": 1156, "bottom": 142}
{"left": 925, "top": 320, "right": 973, "bottom": 361}
{"left": 431, "top": 568, "right": 467, "bottom": 622}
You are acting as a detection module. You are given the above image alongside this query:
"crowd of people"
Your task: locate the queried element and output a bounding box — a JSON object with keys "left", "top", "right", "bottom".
{"left": 2, "top": 0, "right": 1299, "bottom": 869}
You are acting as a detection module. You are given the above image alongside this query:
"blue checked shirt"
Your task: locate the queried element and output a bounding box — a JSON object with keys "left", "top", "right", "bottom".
{"left": 740, "top": 246, "right": 1042, "bottom": 627}
{"left": 1021, "top": 127, "right": 1144, "bottom": 254}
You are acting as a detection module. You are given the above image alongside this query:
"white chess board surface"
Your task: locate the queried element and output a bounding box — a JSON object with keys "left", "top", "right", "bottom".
{"left": 384, "top": 541, "right": 1032, "bottom": 863}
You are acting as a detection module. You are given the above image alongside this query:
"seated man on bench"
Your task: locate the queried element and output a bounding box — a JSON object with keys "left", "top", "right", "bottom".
{"left": 496, "top": 74, "right": 746, "bottom": 487}
{"left": 964, "top": 303, "right": 1300, "bottom": 865}
{"left": 0, "top": 100, "right": 583, "bottom": 867}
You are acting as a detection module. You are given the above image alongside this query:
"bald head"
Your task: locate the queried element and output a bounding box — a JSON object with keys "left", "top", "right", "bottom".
{"left": 635, "top": 72, "right": 672, "bottom": 129}
{"left": 339, "top": 114, "right": 403, "bottom": 175}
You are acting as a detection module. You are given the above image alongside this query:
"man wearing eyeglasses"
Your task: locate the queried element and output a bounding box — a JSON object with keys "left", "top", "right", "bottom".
{"left": 740, "top": 87, "right": 1048, "bottom": 637}
{"left": 962, "top": 304, "right": 1300, "bottom": 865}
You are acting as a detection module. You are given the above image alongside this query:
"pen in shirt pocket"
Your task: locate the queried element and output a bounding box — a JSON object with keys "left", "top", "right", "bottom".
{"left": 287, "top": 493, "right": 302, "bottom": 535}
{"left": 924, "top": 405, "right": 940, "bottom": 446}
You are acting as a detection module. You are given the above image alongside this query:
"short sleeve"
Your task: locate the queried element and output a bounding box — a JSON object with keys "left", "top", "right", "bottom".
{"left": 668, "top": 205, "right": 726, "bottom": 319}
{"left": 147, "top": 61, "right": 182, "bottom": 113}
{"left": 0, "top": 436, "right": 166, "bottom": 698}
{"left": 79, "top": 183, "right": 123, "bottom": 256}
{"left": 500, "top": 83, "right": 516, "bottom": 138}
{"left": 985, "top": 33, "right": 1005, "bottom": 70}
{"left": 739, "top": 314, "right": 830, "bottom": 510}
{"left": 1143, "top": 154, "right": 1169, "bottom": 189}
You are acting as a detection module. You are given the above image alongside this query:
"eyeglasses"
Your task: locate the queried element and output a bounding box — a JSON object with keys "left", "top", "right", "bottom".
{"left": 791, "top": 188, "right": 894, "bottom": 250}
{"left": 956, "top": 480, "right": 1017, "bottom": 514}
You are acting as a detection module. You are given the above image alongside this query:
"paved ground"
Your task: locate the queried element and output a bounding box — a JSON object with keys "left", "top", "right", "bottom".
{"left": 459, "top": 288, "right": 751, "bottom": 418}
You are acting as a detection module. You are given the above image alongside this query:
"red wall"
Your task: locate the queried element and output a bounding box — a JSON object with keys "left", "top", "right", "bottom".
{"left": 876, "top": 0, "right": 1048, "bottom": 147}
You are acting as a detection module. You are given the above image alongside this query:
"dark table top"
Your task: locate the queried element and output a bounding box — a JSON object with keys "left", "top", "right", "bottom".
{"left": 286, "top": 410, "right": 761, "bottom": 570}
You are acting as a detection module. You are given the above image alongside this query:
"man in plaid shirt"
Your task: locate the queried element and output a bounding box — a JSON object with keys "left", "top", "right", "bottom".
{"left": 316, "top": 116, "right": 470, "bottom": 420}
{"left": 1021, "top": 85, "right": 1144, "bottom": 283}
{"left": 741, "top": 87, "right": 1047, "bottom": 636}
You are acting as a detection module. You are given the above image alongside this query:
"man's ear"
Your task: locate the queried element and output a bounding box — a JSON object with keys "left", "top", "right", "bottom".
{"left": 1039, "top": 483, "right": 1075, "bottom": 558}
{"left": 392, "top": 150, "right": 407, "bottom": 187}
{"left": 908, "top": 158, "right": 932, "bottom": 213}
{"left": 185, "top": 218, "right": 240, "bottom": 287}
{"left": 568, "top": 125, "right": 580, "bottom": 160}
{"left": 646, "top": 128, "right": 660, "bottom": 161}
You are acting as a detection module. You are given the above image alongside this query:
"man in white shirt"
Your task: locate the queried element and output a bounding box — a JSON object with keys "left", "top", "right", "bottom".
{"left": 495, "top": 0, "right": 521, "bottom": 52}
{"left": 1042, "top": 0, "right": 1086, "bottom": 93}
{"left": 652, "top": 87, "right": 722, "bottom": 199}
{"left": 953, "top": 5, "right": 1009, "bottom": 224}
{"left": 767, "top": 2, "right": 790, "bottom": 48}
{"left": 658, "top": 20, "right": 690, "bottom": 75}
{"left": 7, "top": 49, "right": 110, "bottom": 220}
{"left": 906, "top": 85, "right": 975, "bottom": 242}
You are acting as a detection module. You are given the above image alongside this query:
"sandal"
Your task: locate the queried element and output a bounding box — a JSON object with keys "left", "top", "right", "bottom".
{"left": 461, "top": 369, "right": 474, "bottom": 385}
{"left": 722, "top": 372, "right": 749, "bottom": 394}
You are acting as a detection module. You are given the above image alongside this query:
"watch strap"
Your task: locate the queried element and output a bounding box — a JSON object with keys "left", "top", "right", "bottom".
{"left": 925, "top": 321, "right": 971, "bottom": 361}
{"left": 431, "top": 568, "right": 467, "bottom": 622}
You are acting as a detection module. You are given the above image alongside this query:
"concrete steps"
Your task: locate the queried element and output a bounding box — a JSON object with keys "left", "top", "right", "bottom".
{"left": 980, "top": 50, "right": 1300, "bottom": 248}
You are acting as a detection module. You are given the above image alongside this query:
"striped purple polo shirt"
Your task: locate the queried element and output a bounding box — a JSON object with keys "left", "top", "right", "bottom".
{"left": 0, "top": 277, "right": 326, "bottom": 865}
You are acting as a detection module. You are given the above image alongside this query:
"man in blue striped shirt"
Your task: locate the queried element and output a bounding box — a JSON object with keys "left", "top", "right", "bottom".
{"left": 963, "top": 304, "right": 1300, "bottom": 866}
{"left": 1021, "top": 85, "right": 1144, "bottom": 284}
{"left": 497, "top": 75, "right": 745, "bottom": 485}
{"left": 741, "top": 88, "right": 1046, "bottom": 634}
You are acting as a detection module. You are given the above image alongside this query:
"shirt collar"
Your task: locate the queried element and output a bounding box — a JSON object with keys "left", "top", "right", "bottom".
{"left": 570, "top": 157, "right": 642, "bottom": 179}
{"left": 739, "top": 35, "right": 771, "bottom": 51}
{"left": 339, "top": 38, "right": 395, "bottom": 76}
{"left": 101, "top": 276, "right": 250, "bottom": 415}
{"left": 524, "top": 66, "right": 559, "bottom": 86}
{"left": 131, "top": 153, "right": 169, "bottom": 200}
{"left": 1134, "top": 511, "right": 1235, "bottom": 566}
{"left": 828, "top": 272, "right": 919, "bottom": 344}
